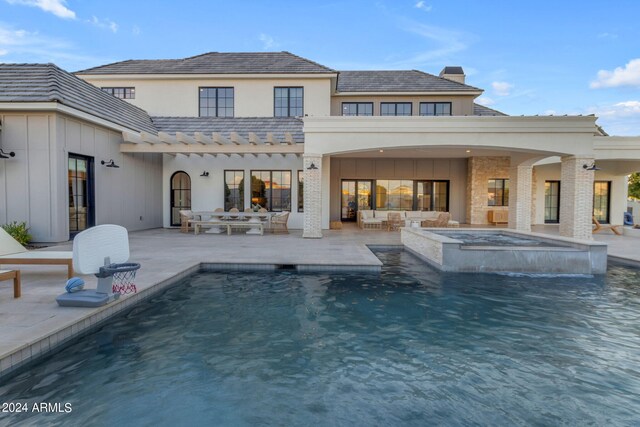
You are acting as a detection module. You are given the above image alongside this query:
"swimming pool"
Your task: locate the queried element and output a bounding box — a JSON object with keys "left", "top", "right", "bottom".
{"left": 1, "top": 249, "right": 640, "bottom": 425}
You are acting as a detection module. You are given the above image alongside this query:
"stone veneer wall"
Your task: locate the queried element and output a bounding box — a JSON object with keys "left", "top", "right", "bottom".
{"left": 466, "top": 156, "right": 510, "bottom": 225}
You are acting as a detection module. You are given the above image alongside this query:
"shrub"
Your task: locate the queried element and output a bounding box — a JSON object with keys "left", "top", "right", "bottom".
{"left": 2, "top": 221, "right": 32, "bottom": 246}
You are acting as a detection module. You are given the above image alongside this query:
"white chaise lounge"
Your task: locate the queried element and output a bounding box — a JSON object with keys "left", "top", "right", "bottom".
{"left": 0, "top": 228, "right": 73, "bottom": 278}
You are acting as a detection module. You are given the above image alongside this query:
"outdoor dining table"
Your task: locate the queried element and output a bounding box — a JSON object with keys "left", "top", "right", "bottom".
{"left": 192, "top": 211, "right": 276, "bottom": 234}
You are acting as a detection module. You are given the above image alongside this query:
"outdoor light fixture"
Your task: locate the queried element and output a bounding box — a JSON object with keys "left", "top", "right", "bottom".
{"left": 101, "top": 159, "right": 119, "bottom": 168}
{"left": 583, "top": 163, "right": 600, "bottom": 171}
{"left": 307, "top": 162, "right": 318, "bottom": 170}
{"left": 0, "top": 149, "right": 15, "bottom": 159}
{"left": 200, "top": 171, "right": 210, "bottom": 177}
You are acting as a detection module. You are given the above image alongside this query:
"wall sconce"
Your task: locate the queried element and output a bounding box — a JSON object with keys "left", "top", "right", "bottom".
{"left": 0, "top": 149, "right": 15, "bottom": 159}
{"left": 583, "top": 163, "right": 600, "bottom": 171}
{"left": 101, "top": 159, "right": 119, "bottom": 168}
{"left": 200, "top": 171, "right": 210, "bottom": 177}
{"left": 307, "top": 162, "right": 318, "bottom": 170}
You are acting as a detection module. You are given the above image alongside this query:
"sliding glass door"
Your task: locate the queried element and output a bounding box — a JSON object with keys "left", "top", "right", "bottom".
{"left": 544, "top": 181, "right": 560, "bottom": 223}
{"left": 416, "top": 181, "right": 449, "bottom": 211}
{"left": 593, "top": 181, "right": 611, "bottom": 223}
{"left": 68, "top": 154, "right": 95, "bottom": 236}
{"left": 341, "top": 180, "right": 372, "bottom": 221}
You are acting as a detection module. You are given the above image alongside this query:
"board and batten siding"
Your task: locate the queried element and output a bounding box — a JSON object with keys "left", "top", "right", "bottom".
{"left": 0, "top": 111, "right": 162, "bottom": 242}
{"left": 329, "top": 157, "right": 468, "bottom": 223}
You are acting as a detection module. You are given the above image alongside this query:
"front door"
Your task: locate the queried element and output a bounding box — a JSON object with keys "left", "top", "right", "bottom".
{"left": 170, "top": 171, "right": 191, "bottom": 226}
{"left": 593, "top": 181, "right": 611, "bottom": 224}
{"left": 68, "top": 154, "right": 95, "bottom": 236}
{"left": 341, "top": 180, "right": 372, "bottom": 221}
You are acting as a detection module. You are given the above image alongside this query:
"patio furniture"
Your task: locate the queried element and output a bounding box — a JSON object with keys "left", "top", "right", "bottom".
{"left": 387, "top": 212, "right": 403, "bottom": 231}
{"left": 422, "top": 212, "right": 451, "bottom": 228}
{"left": 179, "top": 210, "right": 193, "bottom": 233}
{"left": 0, "top": 228, "right": 74, "bottom": 278}
{"left": 271, "top": 212, "right": 290, "bottom": 234}
{"left": 360, "top": 210, "right": 382, "bottom": 230}
{"left": 592, "top": 216, "right": 622, "bottom": 235}
{"left": 0, "top": 269, "right": 21, "bottom": 298}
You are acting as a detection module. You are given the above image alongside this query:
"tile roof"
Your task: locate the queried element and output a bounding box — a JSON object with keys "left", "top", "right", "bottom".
{"left": 473, "top": 103, "right": 508, "bottom": 116}
{"left": 151, "top": 117, "right": 304, "bottom": 142}
{"left": 0, "top": 63, "right": 156, "bottom": 133}
{"left": 76, "top": 52, "right": 336, "bottom": 75}
{"left": 336, "top": 70, "right": 482, "bottom": 92}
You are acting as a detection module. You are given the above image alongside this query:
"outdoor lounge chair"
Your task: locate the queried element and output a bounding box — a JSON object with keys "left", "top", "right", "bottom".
{"left": 421, "top": 212, "right": 450, "bottom": 228}
{"left": 387, "top": 212, "right": 403, "bottom": 231}
{"left": 592, "top": 216, "right": 622, "bottom": 235}
{"left": 0, "top": 228, "right": 73, "bottom": 278}
{"left": 179, "top": 210, "right": 193, "bottom": 233}
{"left": 271, "top": 212, "right": 290, "bottom": 234}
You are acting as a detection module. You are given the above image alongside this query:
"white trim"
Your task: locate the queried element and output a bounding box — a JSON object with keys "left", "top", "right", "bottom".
{"left": 77, "top": 73, "right": 338, "bottom": 80}
{"left": 334, "top": 91, "right": 483, "bottom": 96}
{"left": 0, "top": 102, "right": 141, "bottom": 134}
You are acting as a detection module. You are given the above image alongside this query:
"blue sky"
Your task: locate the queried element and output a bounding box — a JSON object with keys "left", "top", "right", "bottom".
{"left": 1, "top": 0, "right": 639, "bottom": 135}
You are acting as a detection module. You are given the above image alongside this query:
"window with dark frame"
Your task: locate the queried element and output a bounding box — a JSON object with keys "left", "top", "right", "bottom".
{"left": 593, "top": 181, "right": 611, "bottom": 223}
{"left": 224, "top": 170, "right": 244, "bottom": 211}
{"left": 342, "top": 102, "right": 374, "bottom": 116}
{"left": 274, "top": 87, "right": 303, "bottom": 117}
{"left": 488, "top": 179, "right": 509, "bottom": 206}
{"left": 297, "top": 171, "right": 304, "bottom": 212}
{"left": 102, "top": 87, "right": 135, "bottom": 99}
{"left": 380, "top": 102, "right": 412, "bottom": 116}
{"left": 420, "top": 102, "right": 452, "bottom": 116}
{"left": 251, "top": 170, "right": 291, "bottom": 211}
{"left": 199, "top": 87, "right": 234, "bottom": 117}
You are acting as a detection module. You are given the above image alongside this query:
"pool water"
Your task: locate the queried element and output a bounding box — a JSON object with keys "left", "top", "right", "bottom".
{"left": 2, "top": 249, "right": 640, "bottom": 426}
{"left": 432, "top": 231, "right": 566, "bottom": 247}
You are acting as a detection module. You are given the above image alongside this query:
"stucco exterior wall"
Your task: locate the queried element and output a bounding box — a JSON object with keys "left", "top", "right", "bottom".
{"left": 79, "top": 77, "right": 332, "bottom": 118}
{"left": 162, "top": 154, "right": 304, "bottom": 229}
{"left": 330, "top": 95, "right": 475, "bottom": 116}
{"left": 329, "top": 157, "right": 467, "bottom": 223}
{"left": 466, "top": 156, "right": 510, "bottom": 225}
{"left": 0, "top": 111, "right": 162, "bottom": 242}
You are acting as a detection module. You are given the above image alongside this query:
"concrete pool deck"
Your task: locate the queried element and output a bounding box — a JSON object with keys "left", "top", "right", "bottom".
{"left": 0, "top": 224, "right": 638, "bottom": 380}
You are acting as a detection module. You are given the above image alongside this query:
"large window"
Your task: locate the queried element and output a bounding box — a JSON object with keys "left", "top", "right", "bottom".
{"left": 416, "top": 181, "right": 449, "bottom": 212}
{"left": 342, "top": 102, "right": 373, "bottom": 116}
{"left": 380, "top": 102, "right": 412, "bottom": 116}
{"left": 274, "top": 87, "right": 303, "bottom": 117}
{"left": 199, "top": 87, "right": 234, "bottom": 117}
{"left": 251, "top": 171, "right": 291, "bottom": 211}
{"left": 375, "top": 180, "right": 414, "bottom": 210}
{"left": 102, "top": 87, "right": 135, "bottom": 99}
{"left": 544, "top": 181, "right": 560, "bottom": 223}
{"left": 593, "top": 181, "right": 611, "bottom": 223}
{"left": 488, "top": 179, "right": 509, "bottom": 206}
{"left": 298, "top": 171, "right": 304, "bottom": 212}
{"left": 420, "top": 102, "right": 452, "bottom": 116}
{"left": 224, "top": 170, "right": 244, "bottom": 211}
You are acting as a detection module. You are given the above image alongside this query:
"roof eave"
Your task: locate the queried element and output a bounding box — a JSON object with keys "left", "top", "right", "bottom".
{"left": 334, "top": 90, "right": 483, "bottom": 96}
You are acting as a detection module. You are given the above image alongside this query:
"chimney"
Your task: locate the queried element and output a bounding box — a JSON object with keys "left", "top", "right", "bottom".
{"left": 439, "top": 66, "right": 465, "bottom": 84}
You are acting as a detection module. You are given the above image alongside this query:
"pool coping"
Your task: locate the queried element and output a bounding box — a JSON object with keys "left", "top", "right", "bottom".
{"left": 0, "top": 261, "right": 381, "bottom": 382}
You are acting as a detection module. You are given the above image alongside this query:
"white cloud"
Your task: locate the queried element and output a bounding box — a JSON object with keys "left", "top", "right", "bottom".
{"left": 5, "top": 0, "right": 76, "bottom": 19}
{"left": 388, "top": 22, "right": 469, "bottom": 68}
{"left": 415, "top": 1, "right": 432, "bottom": 12}
{"left": 258, "top": 33, "right": 278, "bottom": 50}
{"left": 585, "top": 101, "right": 640, "bottom": 136}
{"left": 476, "top": 96, "right": 495, "bottom": 106}
{"left": 88, "top": 16, "right": 118, "bottom": 33}
{"left": 492, "top": 81, "right": 514, "bottom": 96}
{"left": 590, "top": 59, "right": 640, "bottom": 88}
{"left": 132, "top": 25, "right": 141, "bottom": 36}
{"left": 591, "top": 100, "right": 640, "bottom": 118}
{"left": 0, "top": 49, "right": 7, "bottom": 56}
{"left": 597, "top": 32, "right": 617, "bottom": 39}
{"left": 0, "top": 23, "right": 110, "bottom": 70}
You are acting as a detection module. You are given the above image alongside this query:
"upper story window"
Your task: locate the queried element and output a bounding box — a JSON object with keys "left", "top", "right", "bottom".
{"left": 199, "top": 87, "right": 234, "bottom": 117}
{"left": 274, "top": 87, "right": 303, "bottom": 117}
{"left": 342, "top": 102, "right": 373, "bottom": 116}
{"left": 420, "top": 102, "right": 452, "bottom": 116}
{"left": 380, "top": 102, "right": 412, "bottom": 116}
{"left": 102, "top": 87, "right": 135, "bottom": 99}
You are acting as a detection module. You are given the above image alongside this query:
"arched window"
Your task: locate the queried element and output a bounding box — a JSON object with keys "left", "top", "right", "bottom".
{"left": 170, "top": 171, "right": 191, "bottom": 226}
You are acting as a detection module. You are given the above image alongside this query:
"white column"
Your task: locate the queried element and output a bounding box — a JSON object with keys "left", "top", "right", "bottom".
{"left": 508, "top": 163, "right": 533, "bottom": 232}
{"left": 303, "top": 154, "right": 323, "bottom": 238}
{"left": 559, "top": 156, "right": 595, "bottom": 240}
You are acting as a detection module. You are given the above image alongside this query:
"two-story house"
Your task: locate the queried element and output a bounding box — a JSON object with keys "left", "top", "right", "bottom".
{"left": 1, "top": 52, "right": 639, "bottom": 242}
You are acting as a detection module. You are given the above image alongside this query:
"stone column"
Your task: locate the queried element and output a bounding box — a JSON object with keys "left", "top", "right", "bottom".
{"left": 559, "top": 156, "right": 595, "bottom": 240}
{"left": 508, "top": 163, "right": 533, "bottom": 232}
{"left": 303, "top": 154, "right": 323, "bottom": 239}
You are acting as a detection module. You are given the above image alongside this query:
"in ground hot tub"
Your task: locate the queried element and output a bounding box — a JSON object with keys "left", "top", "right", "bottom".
{"left": 401, "top": 228, "right": 607, "bottom": 274}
